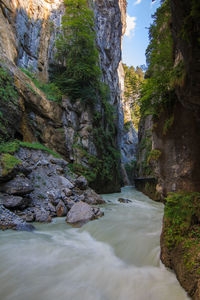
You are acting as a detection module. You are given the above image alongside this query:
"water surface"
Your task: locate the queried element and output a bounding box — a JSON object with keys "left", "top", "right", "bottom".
{"left": 0, "top": 187, "right": 189, "bottom": 300}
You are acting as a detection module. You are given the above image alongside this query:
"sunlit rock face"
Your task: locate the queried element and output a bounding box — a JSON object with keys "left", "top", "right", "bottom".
{"left": 0, "top": 0, "right": 64, "bottom": 82}
{"left": 94, "top": 0, "right": 127, "bottom": 149}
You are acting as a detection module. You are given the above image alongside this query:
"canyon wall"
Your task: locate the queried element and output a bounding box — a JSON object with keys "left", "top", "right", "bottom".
{"left": 137, "top": 0, "right": 200, "bottom": 200}
{"left": 136, "top": 0, "right": 200, "bottom": 298}
{"left": 0, "top": 0, "right": 127, "bottom": 193}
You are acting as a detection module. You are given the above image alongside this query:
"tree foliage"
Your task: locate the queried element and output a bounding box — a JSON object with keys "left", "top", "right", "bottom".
{"left": 139, "top": 0, "right": 178, "bottom": 117}
{"left": 123, "top": 64, "right": 144, "bottom": 130}
{"left": 55, "top": 0, "right": 101, "bottom": 102}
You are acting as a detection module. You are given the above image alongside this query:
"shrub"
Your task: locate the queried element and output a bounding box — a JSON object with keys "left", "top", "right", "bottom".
{"left": 0, "top": 66, "right": 18, "bottom": 103}
{"left": 20, "top": 68, "right": 62, "bottom": 103}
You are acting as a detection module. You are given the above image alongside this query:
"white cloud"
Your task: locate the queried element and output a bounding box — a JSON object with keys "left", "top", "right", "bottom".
{"left": 134, "top": 0, "right": 142, "bottom": 5}
{"left": 125, "top": 15, "right": 136, "bottom": 37}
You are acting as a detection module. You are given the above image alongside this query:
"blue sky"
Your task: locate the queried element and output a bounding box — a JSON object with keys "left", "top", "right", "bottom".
{"left": 122, "top": 0, "right": 161, "bottom": 68}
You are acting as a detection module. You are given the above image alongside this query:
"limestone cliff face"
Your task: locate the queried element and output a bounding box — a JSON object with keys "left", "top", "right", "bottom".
{"left": 120, "top": 94, "right": 138, "bottom": 185}
{"left": 0, "top": 0, "right": 64, "bottom": 82}
{"left": 137, "top": 0, "right": 200, "bottom": 200}
{"left": 94, "top": 0, "right": 127, "bottom": 148}
{"left": 0, "top": 0, "right": 127, "bottom": 193}
{"left": 153, "top": 0, "right": 200, "bottom": 198}
{"left": 159, "top": 1, "right": 200, "bottom": 299}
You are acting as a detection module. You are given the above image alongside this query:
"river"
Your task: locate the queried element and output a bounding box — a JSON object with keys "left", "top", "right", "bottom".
{"left": 0, "top": 186, "right": 189, "bottom": 300}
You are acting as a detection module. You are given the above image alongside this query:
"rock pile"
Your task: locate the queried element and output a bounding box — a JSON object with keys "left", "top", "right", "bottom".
{"left": 0, "top": 147, "right": 105, "bottom": 231}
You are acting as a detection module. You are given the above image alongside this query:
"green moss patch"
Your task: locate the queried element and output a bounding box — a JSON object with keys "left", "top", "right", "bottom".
{"left": 147, "top": 149, "right": 161, "bottom": 164}
{"left": 0, "top": 66, "right": 18, "bottom": 104}
{"left": 0, "top": 140, "right": 62, "bottom": 159}
{"left": 0, "top": 153, "right": 22, "bottom": 176}
{"left": 0, "top": 141, "right": 20, "bottom": 154}
{"left": 21, "top": 68, "right": 62, "bottom": 103}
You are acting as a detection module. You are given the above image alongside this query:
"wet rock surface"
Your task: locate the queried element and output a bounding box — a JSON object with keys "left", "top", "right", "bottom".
{"left": 66, "top": 201, "right": 104, "bottom": 226}
{"left": 118, "top": 198, "right": 132, "bottom": 203}
{"left": 0, "top": 147, "right": 104, "bottom": 230}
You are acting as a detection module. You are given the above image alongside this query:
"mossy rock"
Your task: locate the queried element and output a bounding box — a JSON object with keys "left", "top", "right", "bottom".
{"left": 0, "top": 153, "right": 22, "bottom": 181}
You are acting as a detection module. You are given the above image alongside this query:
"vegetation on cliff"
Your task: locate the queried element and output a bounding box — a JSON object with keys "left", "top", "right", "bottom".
{"left": 139, "top": 0, "right": 176, "bottom": 118}
{"left": 20, "top": 68, "right": 62, "bottom": 103}
{"left": 55, "top": 0, "right": 101, "bottom": 103}
{"left": 137, "top": 0, "right": 178, "bottom": 179}
{"left": 54, "top": 0, "right": 120, "bottom": 191}
{"left": 161, "top": 192, "right": 200, "bottom": 297}
{"left": 123, "top": 64, "right": 144, "bottom": 131}
{"left": 0, "top": 141, "right": 62, "bottom": 158}
{"left": 0, "top": 65, "right": 20, "bottom": 143}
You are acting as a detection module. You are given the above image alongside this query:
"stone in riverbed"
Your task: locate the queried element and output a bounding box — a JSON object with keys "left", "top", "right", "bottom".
{"left": 66, "top": 201, "right": 103, "bottom": 226}
{"left": 118, "top": 198, "right": 132, "bottom": 203}
{"left": 34, "top": 208, "right": 52, "bottom": 223}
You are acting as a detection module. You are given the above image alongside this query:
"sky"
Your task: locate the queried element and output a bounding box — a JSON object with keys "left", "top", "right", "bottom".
{"left": 122, "top": 0, "right": 161, "bottom": 68}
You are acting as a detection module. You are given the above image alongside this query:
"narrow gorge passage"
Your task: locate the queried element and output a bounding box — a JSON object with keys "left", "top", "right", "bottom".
{"left": 0, "top": 187, "right": 189, "bottom": 300}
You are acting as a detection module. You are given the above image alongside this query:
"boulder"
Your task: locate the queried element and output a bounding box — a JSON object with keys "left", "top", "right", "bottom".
{"left": 63, "top": 199, "right": 75, "bottom": 210}
{"left": 58, "top": 176, "right": 74, "bottom": 189}
{"left": 72, "top": 194, "right": 85, "bottom": 203}
{"left": 66, "top": 201, "right": 103, "bottom": 226}
{"left": 0, "top": 205, "right": 35, "bottom": 231}
{"left": 47, "top": 202, "right": 57, "bottom": 216}
{"left": 47, "top": 189, "right": 62, "bottom": 206}
{"left": 2, "top": 195, "right": 30, "bottom": 209}
{"left": 34, "top": 208, "right": 52, "bottom": 223}
{"left": 84, "top": 188, "right": 105, "bottom": 205}
{"left": 118, "top": 198, "right": 132, "bottom": 203}
{"left": 0, "top": 162, "right": 18, "bottom": 183}
{"left": 75, "top": 176, "right": 88, "bottom": 190}
{"left": 0, "top": 175, "right": 34, "bottom": 195}
{"left": 56, "top": 200, "right": 67, "bottom": 217}
{"left": 62, "top": 187, "right": 72, "bottom": 197}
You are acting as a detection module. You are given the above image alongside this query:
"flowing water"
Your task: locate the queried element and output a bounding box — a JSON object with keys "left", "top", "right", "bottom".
{"left": 0, "top": 187, "right": 189, "bottom": 300}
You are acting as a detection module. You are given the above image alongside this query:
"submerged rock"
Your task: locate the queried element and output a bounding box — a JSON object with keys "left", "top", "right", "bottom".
{"left": 118, "top": 198, "right": 132, "bottom": 203}
{"left": 66, "top": 201, "right": 103, "bottom": 226}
